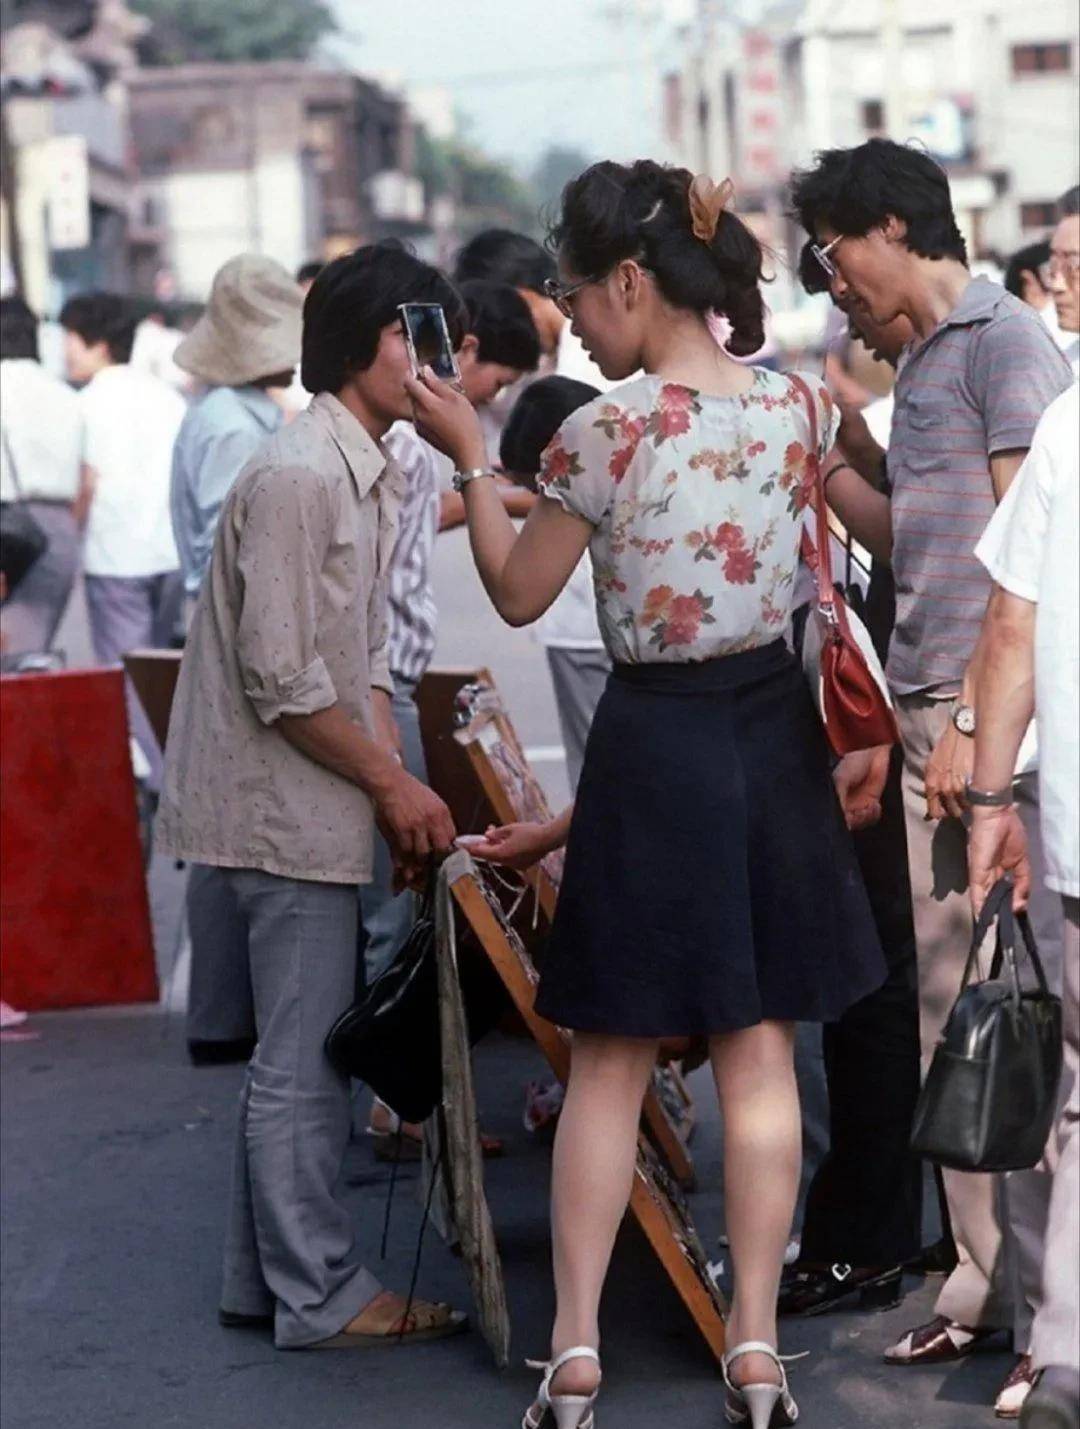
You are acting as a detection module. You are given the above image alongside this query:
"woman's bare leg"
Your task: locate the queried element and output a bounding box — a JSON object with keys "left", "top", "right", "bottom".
{"left": 710, "top": 1020, "right": 801, "bottom": 1388}
{"left": 546, "top": 1032, "right": 660, "bottom": 1395}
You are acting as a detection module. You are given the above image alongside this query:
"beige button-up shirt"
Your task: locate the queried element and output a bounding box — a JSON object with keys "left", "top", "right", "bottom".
{"left": 156, "top": 393, "right": 405, "bottom": 884}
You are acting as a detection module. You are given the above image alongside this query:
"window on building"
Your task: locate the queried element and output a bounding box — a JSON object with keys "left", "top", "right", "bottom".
{"left": 1011, "top": 43, "right": 1072, "bottom": 75}
{"left": 862, "top": 99, "right": 885, "bottom": 131}
{"left": 1020, "top": 201, "right": 1059, "bottom": 229}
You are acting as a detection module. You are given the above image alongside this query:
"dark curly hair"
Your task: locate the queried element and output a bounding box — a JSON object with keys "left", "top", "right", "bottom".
{"left": 548, "top": 159, "right": 766, "bottom": 357}
{"left": 789, "top": 139, "right": 967, "bottom": 264}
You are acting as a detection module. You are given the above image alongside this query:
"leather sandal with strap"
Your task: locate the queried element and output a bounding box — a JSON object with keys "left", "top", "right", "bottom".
{"left": 723, "top": 1341, "right": 800, "bottom": 1429}
{"left": 523, "top": 1346, "right": 601, "bottom": 1429}
{"left": 311, "top": 1294, "right": 468, "bottom": 1349}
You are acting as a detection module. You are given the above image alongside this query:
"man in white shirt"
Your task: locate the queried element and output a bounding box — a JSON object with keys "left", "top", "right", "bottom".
{"left": 0, "top": 297, "right": 83, "bottom": 657}
{"left": 60, "top": 292, "right": 187, "bottom": 791}
{"left": 968, "top": 193, "right": 1079, "bottom": 1427}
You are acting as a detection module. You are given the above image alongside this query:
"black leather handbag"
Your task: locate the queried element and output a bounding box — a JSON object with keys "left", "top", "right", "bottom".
{"left": 324, "top": 868, "right": 506, "bottom": 1124}
{"left": 911, "top": 878, "right": 1062, "bottom": 1173}
{"left": 325, "top": 877, "right": 442, "bottom": 1124}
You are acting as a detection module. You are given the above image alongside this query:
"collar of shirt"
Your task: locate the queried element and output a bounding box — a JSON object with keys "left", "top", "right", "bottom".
{"left": 230, "top": 384, "right": 283, "bottom": 432}
{"left": 308, "top": 391, "right": 404, "bottom": 503}
{"left": 899, "top": 275, "right": 1001, "bottom": 370}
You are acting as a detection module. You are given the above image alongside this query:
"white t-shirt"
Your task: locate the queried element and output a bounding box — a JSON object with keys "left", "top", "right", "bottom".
{"left": 976, "top": 383, "right": 1080, "bottom": 898}
{"left": 80, "top": 365, "right": 186, "bottom": 578}
{"left": 0, "top": 359, "right": 82, "bottom": 502}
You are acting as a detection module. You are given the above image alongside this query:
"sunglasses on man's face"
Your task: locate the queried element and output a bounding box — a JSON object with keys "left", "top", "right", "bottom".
{"left": 811, "top": 234, "right": 846, "bottom": 280}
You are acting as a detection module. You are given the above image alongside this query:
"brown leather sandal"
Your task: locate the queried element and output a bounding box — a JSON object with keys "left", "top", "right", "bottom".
{"left": 310, "top": 1294, "right": 468, "bottom": 1349}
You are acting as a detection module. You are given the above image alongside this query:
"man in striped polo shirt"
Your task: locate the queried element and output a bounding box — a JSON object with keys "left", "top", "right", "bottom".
{"left": 791, "top": 141, "right": 1073, "bottom": 1416}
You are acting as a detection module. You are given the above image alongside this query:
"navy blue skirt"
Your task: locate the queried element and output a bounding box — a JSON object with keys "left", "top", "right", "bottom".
{"left": 535, "top": 640, "right": 886, "bottom": 1037}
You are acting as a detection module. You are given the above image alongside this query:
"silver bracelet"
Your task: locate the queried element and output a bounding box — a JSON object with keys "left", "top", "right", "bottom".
{"left": 452, "top": 466, "right": 495, "bottom": 494}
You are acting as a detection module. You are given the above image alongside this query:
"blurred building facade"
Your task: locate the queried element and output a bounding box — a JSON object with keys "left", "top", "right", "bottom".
{"left": 665, "top": 0, "right": 1079, "bottom": 262}
{"left": 127, "top": 63, "right": 426, "bottom": 300}
{"left": 0, "top": 0, "right": 155, "bottom": 313}
{"left": 1, "top": 0, "right": 433, "bottom": 309}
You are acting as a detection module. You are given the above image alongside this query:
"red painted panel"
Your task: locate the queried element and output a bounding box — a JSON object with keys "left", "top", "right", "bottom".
{"left": 1, "top": 668, "right": 157, "bottom": 1010}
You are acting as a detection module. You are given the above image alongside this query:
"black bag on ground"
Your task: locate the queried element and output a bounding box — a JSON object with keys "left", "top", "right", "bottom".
{"left": 911, "top": 877, "right": 1062, "bottom": 1172}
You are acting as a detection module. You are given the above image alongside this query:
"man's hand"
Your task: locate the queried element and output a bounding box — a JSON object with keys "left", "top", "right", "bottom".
{"left": 374, "top": 767, "right": 456, "bottom": 888}
{"left": 925, "top": 721, "right": 974, "bottom": 821}
{"left": 968, "top": 805, "right": 1031, "bottom": 914}
{"left": 833, "top": 744, "right": 890, "bottom": 831}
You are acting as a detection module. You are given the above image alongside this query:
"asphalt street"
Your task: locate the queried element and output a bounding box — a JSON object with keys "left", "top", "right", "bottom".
{"left": 4, "top": 544, "right": 1011, "bottom": 1428}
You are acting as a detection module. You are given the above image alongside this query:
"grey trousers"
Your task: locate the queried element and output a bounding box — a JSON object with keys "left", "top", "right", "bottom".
{"left": 545, "top": 646, "right": 611, "bottom": 792}
{"left": 219, "top": 867, "right": 382, "bottom": 1348}
{"left": 185, "top": 864, "right": 254, "bottom": 1045}
{"left": 898, "top": 694, "right": 1064, "bottom": 1336}
{"left": 1031, "top": 897, "right": 1080, "bottom": 1373}
{"left": 0, "top": 501, "right": 79, "bottom": 655}
{"left": 358, "top": 675, "right": 427, "bottom": 987}
{"left": 84, "top": 570, "right": 184, "bottom": 794}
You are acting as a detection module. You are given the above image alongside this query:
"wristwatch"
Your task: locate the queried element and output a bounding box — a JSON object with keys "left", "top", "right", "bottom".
{"left": 951, "top": 702, "right": 976, "bottom": 736}
{"left": 452, "top": 466, "right": 495, "bottom": 494}
{"left": 964, "top": 780, "right": 1014, "bottom": 807}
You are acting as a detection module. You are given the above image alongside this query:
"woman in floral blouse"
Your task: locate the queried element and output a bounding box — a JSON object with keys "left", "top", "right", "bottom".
{"left": 408, "top": 159, "right": 884, "bottom": 1429}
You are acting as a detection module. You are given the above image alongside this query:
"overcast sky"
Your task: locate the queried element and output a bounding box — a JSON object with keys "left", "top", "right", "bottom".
{"left": 327, "top": 0, "right": 697, "bottom": 175}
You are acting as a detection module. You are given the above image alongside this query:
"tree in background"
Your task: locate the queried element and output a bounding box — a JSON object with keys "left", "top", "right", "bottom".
{"left": 532, "top": 144, "right": 592, "bottom": 217}
{"left": 133, "top": 0, "right": 336, "bottom": 65}
{"left": 416, "top": 129, "right": 539, "bottom": 238}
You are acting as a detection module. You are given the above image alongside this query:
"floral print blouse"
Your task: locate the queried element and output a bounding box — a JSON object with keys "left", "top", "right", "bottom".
{"left": 537, "top": 368, "right": 838, "bottom": 664}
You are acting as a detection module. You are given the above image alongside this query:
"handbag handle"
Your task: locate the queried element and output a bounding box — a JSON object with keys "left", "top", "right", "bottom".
{"left": 789, "top": 373, "right": 848, "bottom": 641}
{"left": 959, "top": 876, "right": 1052, "bottom": 1005}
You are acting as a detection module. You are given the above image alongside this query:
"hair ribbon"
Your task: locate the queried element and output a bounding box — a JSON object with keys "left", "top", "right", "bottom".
{"left": 688, "top": 175, "right": 735, "bottom": 243}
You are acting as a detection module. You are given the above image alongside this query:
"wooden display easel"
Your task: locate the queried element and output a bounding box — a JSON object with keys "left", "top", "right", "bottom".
{"left": 446, "top": 856, "right": 728, "bottom": 1366}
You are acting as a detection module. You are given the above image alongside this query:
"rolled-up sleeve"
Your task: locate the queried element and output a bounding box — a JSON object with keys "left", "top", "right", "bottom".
{"left": 234, "top": 463, "right": 339, "bottom": 724}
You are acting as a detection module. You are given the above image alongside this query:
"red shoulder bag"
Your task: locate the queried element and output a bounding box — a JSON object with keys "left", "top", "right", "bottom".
{"left": 789, "top": 373, "right": 899, "bottom": 757}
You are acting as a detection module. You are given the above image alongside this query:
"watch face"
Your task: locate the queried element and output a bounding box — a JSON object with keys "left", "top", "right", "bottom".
{"left": 953, "top": 704, "right": 976, "bottom": 735}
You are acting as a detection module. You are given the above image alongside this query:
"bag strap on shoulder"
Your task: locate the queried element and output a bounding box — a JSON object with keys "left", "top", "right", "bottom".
{"left": 789, "top": 373, "right": 846, "bottom": 636}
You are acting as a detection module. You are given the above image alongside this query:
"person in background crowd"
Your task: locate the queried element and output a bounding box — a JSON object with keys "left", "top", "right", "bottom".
{"left": 1045, "top": 186, "right": 1080, "bottom": 376}
{"left": 168, "top": 253, "right": 304, "bottom": 1066}
{"left": 1005, "top": 241, "right": 1054, "bottom": 311}
{"left": 363, "top": 277, "right": 539, "bottom": 1155}
{"left": 410, "top": 157, "right": 887, "bottom": 1429}
{"left": 499, "top": 376, "right": 610, "bottom": 790}
{"left": 130, "top": 301, "right": 194, "bottom": 395}
{"left": 296, "top": 260, "right": 324, "bottom": 295}
{"left": 60, "top": 291, "right": 187, "bottom": 794}
{"left": 791, "top": 138, "right": 1073, "bottom": 1420}
{"left": 967, "top": 183, "right": 1080, "bottom": 1429}
{"left": 772, "top": 249, "right": 924, "bottom": 1319}
{"left": 155, "top": 242, "right": 464, "bottom": 1352}
{"left": 0, "top": 296, "right": 82, "bottom": 657}
{"left": 1005, "top": 238, "right": 1076, "bottom": 363}
{"left": 452, "top": 229, "right": 610, "bottom": 451}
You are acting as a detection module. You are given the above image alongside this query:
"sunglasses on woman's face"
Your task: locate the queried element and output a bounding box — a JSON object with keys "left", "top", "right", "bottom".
{"left": 542, "top": 276, "right": 596, "bottom": 318}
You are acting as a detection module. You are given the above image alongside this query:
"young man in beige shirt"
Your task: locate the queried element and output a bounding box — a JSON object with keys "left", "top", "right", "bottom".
{"left": 157, "top": 245, "right": 465, "bottom": 1350}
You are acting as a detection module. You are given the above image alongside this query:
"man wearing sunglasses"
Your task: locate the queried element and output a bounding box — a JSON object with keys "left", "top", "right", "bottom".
{"left": 791, "top": 141, "right": 1073, "bottom": 1419}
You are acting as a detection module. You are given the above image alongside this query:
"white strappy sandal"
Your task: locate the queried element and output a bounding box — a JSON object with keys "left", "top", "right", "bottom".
{"left": 522, "top": 1346, "right": 602, "bottom": 1429}
{"left": 722, "top": 1341, "right": 800, "bottom": 1429}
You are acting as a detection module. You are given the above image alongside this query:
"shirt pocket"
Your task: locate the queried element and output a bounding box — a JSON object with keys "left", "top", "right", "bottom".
{"left": 899, "top": 396, "right": 953, "bottom": 475}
